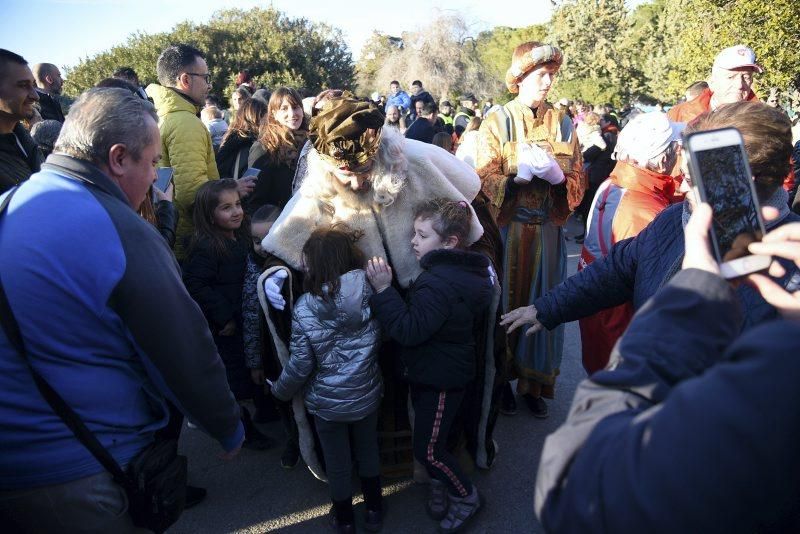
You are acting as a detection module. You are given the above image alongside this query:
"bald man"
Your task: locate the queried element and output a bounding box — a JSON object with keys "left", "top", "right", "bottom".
{"left": 33, "top": 63, "right": 65, "bottom": 122}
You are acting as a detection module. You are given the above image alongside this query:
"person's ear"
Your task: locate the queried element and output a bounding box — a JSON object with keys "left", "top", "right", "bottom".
{"left": 107, "top": 144, "right": 128, "bottom": 176}
{"left": 176, "top": 72, "right": 191, "bottom": 90}
{"left": 443, "top": 235, "right": 459, "bottom": 249}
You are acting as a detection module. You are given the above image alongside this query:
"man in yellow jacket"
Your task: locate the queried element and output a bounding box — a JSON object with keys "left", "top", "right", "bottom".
{"left": 147, "top": 44, "right": 251, "bottom": 260}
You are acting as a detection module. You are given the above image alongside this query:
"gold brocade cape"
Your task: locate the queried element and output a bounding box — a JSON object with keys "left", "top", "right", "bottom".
{"left": 475, "top": 98, "right": 585, "bottom": 227}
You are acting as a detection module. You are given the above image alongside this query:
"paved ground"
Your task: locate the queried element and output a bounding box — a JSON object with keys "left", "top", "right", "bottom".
{"left": 169, "top": 221, "right": 587, "bottom": 534}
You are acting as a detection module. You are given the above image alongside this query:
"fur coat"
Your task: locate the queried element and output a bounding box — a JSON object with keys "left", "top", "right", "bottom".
{"left": 258, "top": 129, "right": 501, "bottom": 479}
{"left": 262, "top": 128, "right": 483, "bottom": 288}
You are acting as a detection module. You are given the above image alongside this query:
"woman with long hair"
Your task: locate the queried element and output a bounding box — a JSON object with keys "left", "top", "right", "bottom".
{"left": 246, "top": 87, "right": 309, "bottom": 213}
{"left": 216, "top": 97, "right": 268, "bottom": 179}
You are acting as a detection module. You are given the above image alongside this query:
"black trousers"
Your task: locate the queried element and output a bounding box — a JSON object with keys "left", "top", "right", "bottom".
{"left": 410, "top": 385, "right": 471, "bottom": 497}
{"left": 314, "top": 411, "right": 380, "bottom": 501}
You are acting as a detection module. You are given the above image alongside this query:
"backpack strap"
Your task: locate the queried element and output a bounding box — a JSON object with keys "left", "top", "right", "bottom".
{"left": 0, "top": 186, "right": 133, "bottom": 490}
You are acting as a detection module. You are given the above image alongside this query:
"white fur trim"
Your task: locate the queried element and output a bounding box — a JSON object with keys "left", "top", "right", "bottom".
{"left": 475, "top": 279, "right": 502, "bottom": 469}
{"left": 262, "top": 133, "right": 483, "bottom": 288}
{"left": 257, "top": 266, "right": 327, "bottom": 482}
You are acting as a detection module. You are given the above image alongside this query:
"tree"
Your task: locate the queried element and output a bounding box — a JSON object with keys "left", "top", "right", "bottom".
{"left": 474, "top": 24, "right": 549, "bottom": 91}
{"left": 357, "top": 13, "right": 499, "bottom": 103}
{"left": 63, "top": 7, "right": 355, "bottom": 101}
{"left": 548, "top": 0, "right": 630, "bottom": 106}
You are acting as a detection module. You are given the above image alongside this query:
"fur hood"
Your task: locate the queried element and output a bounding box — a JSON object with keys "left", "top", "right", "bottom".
{"left": 262, "top": 128, "right": 484, "bottom": 287}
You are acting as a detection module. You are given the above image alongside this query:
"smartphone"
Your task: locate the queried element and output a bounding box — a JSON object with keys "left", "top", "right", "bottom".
{"left": 683, "top": 127, "right": 771, "bottom": 279}
{"left": 241, "top": 167, "right": 260, "bottom": 180}
{"left": 154, "top": 167, "right": 174, "bottom": 192}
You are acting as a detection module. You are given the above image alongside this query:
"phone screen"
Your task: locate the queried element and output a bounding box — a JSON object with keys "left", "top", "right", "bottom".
{"left": 241, "top": 167, "right": 260, "bottom": 179}
{"left": 694, "top": 145, "right": 762, "bottom": 262}
{"left": 155, "top": 167, "right": 174, "bottom": 192}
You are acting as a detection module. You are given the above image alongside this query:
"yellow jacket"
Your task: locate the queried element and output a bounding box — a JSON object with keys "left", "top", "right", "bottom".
{"left": 146, "top": 84, "right": 219, "bottom": 259}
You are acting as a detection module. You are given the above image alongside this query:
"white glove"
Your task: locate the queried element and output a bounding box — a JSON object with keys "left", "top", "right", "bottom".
{"left": 516, "top": 144, "right": 565, "bottom": 185}
{"left": 264, "top": 270, "right": 288, "bottom": 310}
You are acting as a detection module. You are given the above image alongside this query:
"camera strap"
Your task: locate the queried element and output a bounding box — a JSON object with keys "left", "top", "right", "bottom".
{"left": 0, "top": 186, "right": 133, "bottom": 489}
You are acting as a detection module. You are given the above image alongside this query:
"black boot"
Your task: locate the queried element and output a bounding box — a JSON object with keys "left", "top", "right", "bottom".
{"left": 241, "top": 406, "right": 275, "bottom": 450}
{"left": 329, "top": 497, "right": 355, "bottom": 533}
{"left": 361, "top": 476, "right": 383, "bottom": 532}
{"left": 500, "top": 382, "right": 517, "bottom": 416}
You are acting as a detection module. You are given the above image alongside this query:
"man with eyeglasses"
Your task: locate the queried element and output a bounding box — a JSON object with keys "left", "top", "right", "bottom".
{"left": 668, "top": 45, "right": 763, "bottom": 124}
{"left": 146, "top": 44, "right": 254, "bottom": 262}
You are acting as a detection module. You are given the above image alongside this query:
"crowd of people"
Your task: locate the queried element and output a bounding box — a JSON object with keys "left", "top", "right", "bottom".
{"left": 1, "top": 35, "right": 800, "bottom": 534}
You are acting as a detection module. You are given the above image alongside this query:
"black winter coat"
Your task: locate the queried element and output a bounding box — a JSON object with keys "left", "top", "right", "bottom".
{"left": 36, "top": 91, "right": 65, "bottom": 123}
{"left": 183, "top": 235, "right": 249, "bottom": 331}
{"left": 216, "top": 133, "right": 255, "bottom": 179}
{"left": 246, "top": 142, "right": 296, "bottom": 213}
{"left": 0, "top": 123, "right": 42, "bottom": 194}
{"left": 370, "top": 248, "right": 493, "bottom": 390}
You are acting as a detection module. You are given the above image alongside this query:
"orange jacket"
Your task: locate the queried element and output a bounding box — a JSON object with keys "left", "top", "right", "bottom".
{"left": 667, "top": 87, "right": 759, "bottom": 124}
{"left": 577, "top": 161, "right": 674, "bottom": 374}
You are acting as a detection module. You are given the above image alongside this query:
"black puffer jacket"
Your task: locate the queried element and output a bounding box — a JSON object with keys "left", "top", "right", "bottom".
{"left": 370, "top": 248, "right": 493, "bottom": 390}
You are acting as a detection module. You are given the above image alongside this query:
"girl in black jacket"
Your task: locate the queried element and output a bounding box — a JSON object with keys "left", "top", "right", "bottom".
{"left": 183, "top": 179, "right": 273, "bottom": 450}
{"left": 367, "top": 198, "right": 493, "bottom": 534}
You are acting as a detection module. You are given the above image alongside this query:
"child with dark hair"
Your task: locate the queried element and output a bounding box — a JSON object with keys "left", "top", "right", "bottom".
{"left": 366, "top": 198, "right": 494, "bottom": 533}
{"left": 241, "top": 204, "right": 301, "bottom": 467}
{"left": 183, "top": 179, "right": 273, "bottom": 450}
{"left": 271, "top": 224, "right": 384, "bottom": 533}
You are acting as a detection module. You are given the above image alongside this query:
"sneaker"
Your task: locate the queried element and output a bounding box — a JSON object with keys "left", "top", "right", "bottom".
{"left": 500, "top": 384, "right": 517, "bottom": 416}
{"left": 281, "top": 442, "right": 300, "bottom": 469}
{"left": 523, "top": 394, "right": 549, "bottom": 419}
{"left": 438, "top": 486, "right": 482, "bottom": 533}
{"left": 427, "top": 479, "right": 448, "bottom": 520}
{"left": 185, "top": 485, "right": 207, "bottom": 509}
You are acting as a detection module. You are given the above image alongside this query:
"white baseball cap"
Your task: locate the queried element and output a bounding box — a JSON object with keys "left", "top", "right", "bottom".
{"left": 713, "top": 45, "right": 763, "bottom": 73}
{"left": 614, "top": 112, "right": 686, "bottom": 164}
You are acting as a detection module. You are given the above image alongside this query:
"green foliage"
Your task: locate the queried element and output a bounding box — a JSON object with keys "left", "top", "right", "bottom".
{"left": 474, "top": 25, "right": 549, "bottom": 84}
{"left": 548, "top": 0, "right": 629, "bottom": 106}
{"left": 543, "top": 0, "right": 800, "bottom": 105}
{"left": 63, "top": 7, "right": 355, "bottom": 101}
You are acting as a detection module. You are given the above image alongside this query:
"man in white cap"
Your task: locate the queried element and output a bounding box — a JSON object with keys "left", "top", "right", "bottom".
{"left": 668, "top": 44, "right": 762, "bottom": 123}
{"left": 573, "top": 112, "right": 683, "bottom": 374}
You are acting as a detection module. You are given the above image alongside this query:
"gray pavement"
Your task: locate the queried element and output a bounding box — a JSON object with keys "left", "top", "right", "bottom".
{"left": 169, "top": 220, "right": 587, "bottom": 534}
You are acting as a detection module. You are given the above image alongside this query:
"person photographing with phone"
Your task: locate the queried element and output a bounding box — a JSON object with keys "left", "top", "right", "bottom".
{"left": 501, "top": 101, "right": 800, "bottom": 361}
{"left": 532, "top": 199, "right": 800, "bottom": 533}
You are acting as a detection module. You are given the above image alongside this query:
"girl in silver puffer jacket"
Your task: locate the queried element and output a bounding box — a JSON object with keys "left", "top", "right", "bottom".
{"left": 271, "top": 224, "right": 384, "bottom": 533}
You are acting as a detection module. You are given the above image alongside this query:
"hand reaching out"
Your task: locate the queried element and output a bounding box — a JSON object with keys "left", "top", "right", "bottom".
{"left": 366, "top": 257, "right": 393, "bottom": 293}
{"left": 500, "top": 305, "right": 543, "bottom": 336}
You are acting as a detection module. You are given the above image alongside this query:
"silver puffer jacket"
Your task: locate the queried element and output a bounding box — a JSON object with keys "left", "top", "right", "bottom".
{"left": 272, "top": 269, "right": 383, "bottom": 422}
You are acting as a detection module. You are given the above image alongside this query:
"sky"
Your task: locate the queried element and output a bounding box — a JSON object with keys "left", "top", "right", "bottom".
{"left": 3, "top": 0, "right": 647, "bottom": 71}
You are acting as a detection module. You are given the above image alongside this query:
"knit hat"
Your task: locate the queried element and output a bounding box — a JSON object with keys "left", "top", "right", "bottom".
{"left": 309, "top": 93, "right": 385, "bottom": 169}
{"left": 505, "top": 44, "right": 564, "bottom": 94}
{"left": 613, "top": 112, "right": 685, "bottom": 165}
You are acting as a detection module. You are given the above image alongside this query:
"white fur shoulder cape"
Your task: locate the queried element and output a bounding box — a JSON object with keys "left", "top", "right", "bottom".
{"left": 262, "top": 131, "right": 484, "bottom": 288}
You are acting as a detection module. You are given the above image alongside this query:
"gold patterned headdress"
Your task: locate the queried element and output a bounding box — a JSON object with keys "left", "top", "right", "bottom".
{"left": 505, "top": 44, "right": 564, "bottom": 94}
{"left": 309, "top": 93, "right": 385, "bottom": 169}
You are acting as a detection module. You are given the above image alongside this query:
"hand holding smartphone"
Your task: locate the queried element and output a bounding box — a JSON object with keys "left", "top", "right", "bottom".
{"left": 154, "top": 167, "right": 174, "bottom": 192}
{"left": 683, "top": 127, "right": 771, "bottom": 279}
